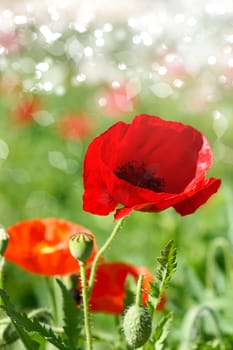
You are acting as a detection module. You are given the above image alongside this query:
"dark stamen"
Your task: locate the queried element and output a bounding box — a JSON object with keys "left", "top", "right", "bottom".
{"left": 115, "top": 160, "right": 165, "bottom": 192}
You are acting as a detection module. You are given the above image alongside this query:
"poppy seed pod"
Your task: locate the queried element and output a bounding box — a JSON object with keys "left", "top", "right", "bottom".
{"left": 123, "top": 305, "right": 152, "bottom": 348}
{"left": 69, "top": 232, "right": 94, "bottom": 262}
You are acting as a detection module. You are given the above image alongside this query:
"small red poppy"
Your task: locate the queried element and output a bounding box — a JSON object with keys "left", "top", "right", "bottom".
{"left": 57, "top": 114, "right": 94, "bottom": 141}
{"left": 4, "top": 218, "right": 98, "bottom": 276}
{"left": 83, "top": 114, "right": 221, "bottom": 219}
{"left": 12, "top": 96, "right": 39, "bottom": 124}
{"left": 76, "top": 262, "right": 165, "bottom": 314}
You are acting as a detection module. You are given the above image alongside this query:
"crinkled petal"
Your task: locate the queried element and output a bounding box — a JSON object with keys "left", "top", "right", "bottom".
{"left": 5, "top": 218, "right": 98, "bottom": 275}
{"left": 102, "top": 114, "right": 204, "bottom": 193}
{"left": 83, "top": 121, "right": 128, "bottom": 215}
{"left": 83, "top": 262, "right": 165, "bottom": 314}
{"left": 173, "top": 178, "right": 221, "bottom": 215}
{"left": 82, "top": 114, "right": 221, "bottom": 218}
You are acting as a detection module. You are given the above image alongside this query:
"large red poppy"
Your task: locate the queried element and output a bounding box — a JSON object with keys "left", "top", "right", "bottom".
{"left": 4, "top": 218, "right": 98, "bottom": 275}
{"left": 76, "top": 262, "right": 165, "bottom": 314}
{"left": 83, "top": 114, "right": 221, "bottom": 219}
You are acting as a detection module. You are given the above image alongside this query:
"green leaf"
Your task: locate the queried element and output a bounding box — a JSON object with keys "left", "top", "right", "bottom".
{"left": 152, "top": 312, "right": 172, "bottom": 350}
{"left": 192, "top": 339, "right": 222, "bottom": 350}
{"left": 11, "top": 319, "right": 40, "bottom": 350}
{"left": 0, "top": 288, "right": 67, "bottom": 350}
{"left": 2, "top": 308, "right": 52, "bottom": 347}
{"left": 149, "top": 240, "right": 177, "bottom": 303}
{"left": 56, "top": 278, "right": 82, "bottom": 350}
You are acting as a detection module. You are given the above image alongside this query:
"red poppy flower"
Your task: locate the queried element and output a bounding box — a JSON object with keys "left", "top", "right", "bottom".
{"left": 76, "top": 262, "right": 165, "bottom": 314}
{"left": 12, "top": 96, "right": 40, "bottom": 124}
{"left": 83, "top": 114, "right": 221, "bottom": 219}
{"left": 4, "top": 218, "right": 98, "bottom": 276}
{"left": 57, "top": 114, "right": 94, "bottom": 141}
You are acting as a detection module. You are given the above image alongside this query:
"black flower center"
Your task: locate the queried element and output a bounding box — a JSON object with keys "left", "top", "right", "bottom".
{"left": 114, "top": 160, "right": 165, "bottom": 192}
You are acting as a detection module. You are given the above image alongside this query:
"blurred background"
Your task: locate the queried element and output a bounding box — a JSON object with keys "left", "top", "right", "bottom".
{"left": 0, "top": 0, "right": 233, "bottom": 348}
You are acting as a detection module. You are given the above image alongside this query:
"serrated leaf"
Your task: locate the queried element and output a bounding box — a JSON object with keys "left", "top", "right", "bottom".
{"left": 0, "top": 288, "right": 67, "bottom": 350}
{"left": 149, "top": 281, "right": 160, "bottom": 298}
{"left": 2, "top": 308, "right": 52, "bottom": 347}
{"left": 56, "top": 278, "right": 82, "bottom": 350}
{"left": 152, "top": 312, "right": 172, "bottom": 350}
{"left": 149, "top": 240, "right": 177, "bottom": 303}
{"left": 11, "top": 319, "right": 40, "bottom": 350}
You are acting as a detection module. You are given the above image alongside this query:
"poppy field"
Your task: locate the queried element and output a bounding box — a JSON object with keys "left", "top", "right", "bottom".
{"left": 0, "top": 2, "right": 233, "bottom": 349}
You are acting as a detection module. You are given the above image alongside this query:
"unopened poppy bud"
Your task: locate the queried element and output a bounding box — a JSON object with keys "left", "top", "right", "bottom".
{"left": 69, "top": 232, "right": 94, "bottom": 262}
{"left": 0, "top": 228, "right": 9, "bottom": 256}
{"left": 123, "top": 305, "right": 152, "bottom": 348}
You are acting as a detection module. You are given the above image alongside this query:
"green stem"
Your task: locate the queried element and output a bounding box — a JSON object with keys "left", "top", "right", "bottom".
{"left": 80, "top": 261, "right": 93, "bottom": 350}
{"left": 88, "top": 217, "right": 125, "bottom": 295}
{"left": 178, "top": 304, "right": 222, "bottom": 350}
{"left": 206, "top": 237, "right": 233, "bottom": 292}
{"left": 0, "top": 257, "right": 5, "bottom": 308}
{"left": 45, "top": 277, "right": 58, "bottom": 325}
{"left": 192, "top": 306, "right": 222, "bottom": 340}
{"left": 135, "top": 274, "right": 144, "bottom": 307}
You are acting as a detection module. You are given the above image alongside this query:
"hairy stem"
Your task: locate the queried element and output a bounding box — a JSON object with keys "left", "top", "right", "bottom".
{"left": 45, "top": 277, "right": 58, "bottom": 325}
{"left": 178, "top": 304, "right": 222, "bottom": 350}
{"left": 88, "top": 217, "right": 125, "bottom": 295}
{"left": 80, "top": 261, "right": 93, "bottom": 350}
{"left": 0, "top": 257, "right": 5, "bottom": 308}
{"left": 135, "top": 274, "right": 144, "bottom": 307}
{"left": 206, "top": 237, "right": 233, "bottom": 291}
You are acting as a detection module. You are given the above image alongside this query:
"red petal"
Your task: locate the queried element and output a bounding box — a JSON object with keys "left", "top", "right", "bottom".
{"left": 82, "top": 122, "right": 128, "bottom": 215}
{"left": 173, "top": 178, "right": 221, "bottom": 215}
{"left": 5, "top": 218, "right": 98, "bottom": 275}
{"left": 85, "top": 262, "right": 164, "bottom": 314}
{"left": 102, "top": 114, "right": 204, "bottom": 194}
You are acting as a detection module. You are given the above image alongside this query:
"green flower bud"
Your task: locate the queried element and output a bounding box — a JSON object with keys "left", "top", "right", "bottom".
{"left": 123, "top": 305, "right": 152, "bottom": 348}
{"left": 0, "top": 228, "right": 9, "bottom": 256}
{"left": 69, "top": 232, "right": 94, "bottom": 262}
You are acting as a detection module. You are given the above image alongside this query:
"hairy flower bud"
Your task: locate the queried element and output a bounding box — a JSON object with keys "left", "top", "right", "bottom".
{"left": 123, "top": 305, "right": 152, "bottom": 348}
{"left": 69, "top": 232, "right": 94, "bottom": 262}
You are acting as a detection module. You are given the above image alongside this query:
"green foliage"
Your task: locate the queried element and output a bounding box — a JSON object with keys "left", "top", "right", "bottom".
{"left": 148, "top": 240, "right": 177, "bottom": 307}
{"left": 192, "top": 339, "right": 224, "bottom": 350}
{"left": 156, "top": 240, "right": 177, "bottom": 294}
{"left": 2, "top": 320, "right": 19, "bottom": 346}
{"left": 152, "top": 312, "right": 173, "bottom": 350}
{"left": 2, "top": 308, "right": 52, "bottom": 346}
{"left": 0, "top": 288, "right": 67, "bottom": 350}
{"left": 144, "top": 241, "right": 177, "bottom": 349}
{"left": 56, "top": 278, "right": 82, "bottom": 350}
{"left": 192, "top": 334, "right": 233, "bottom": 350}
